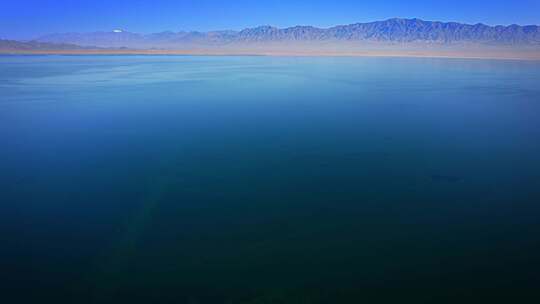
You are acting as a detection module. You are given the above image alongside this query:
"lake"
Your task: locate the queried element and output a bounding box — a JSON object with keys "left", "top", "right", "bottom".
{"left": 1, "top": 55, "right": 540, "bottom": 303}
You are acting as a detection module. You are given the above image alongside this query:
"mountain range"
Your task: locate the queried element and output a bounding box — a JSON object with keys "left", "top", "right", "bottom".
{"left": 0, "top": 39, "right": 87, "bottom": 51}
{"left": 2, "top": 18, "right": 539, "bottom": 59}
{"left": 34, "top": 18, "right": 540, "bottom": 49}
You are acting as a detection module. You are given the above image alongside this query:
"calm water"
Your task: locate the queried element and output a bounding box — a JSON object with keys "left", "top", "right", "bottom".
{"left": 1, "top": 56, "right": 540, "bottom": 303}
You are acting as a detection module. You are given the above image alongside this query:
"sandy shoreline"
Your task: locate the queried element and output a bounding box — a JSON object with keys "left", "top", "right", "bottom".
{"left": 1, "top": 49, "right": 539, "bottom": 60}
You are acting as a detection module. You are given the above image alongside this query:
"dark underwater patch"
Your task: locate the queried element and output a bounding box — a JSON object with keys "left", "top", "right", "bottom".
{"left": 431, "top": 174, "right": 463, "bottom": 183}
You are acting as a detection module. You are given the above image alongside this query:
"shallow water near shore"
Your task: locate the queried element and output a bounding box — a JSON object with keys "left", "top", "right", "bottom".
{"left": 1, "top": 55, "right": 540, "bottom": 303}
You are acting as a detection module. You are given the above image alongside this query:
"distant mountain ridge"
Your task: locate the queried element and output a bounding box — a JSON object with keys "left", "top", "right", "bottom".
{"left": 36, "top": 18, "right": 540, "bottom": 48}
{"left": 0, "top": 39, "right": 87, "bottom": 51}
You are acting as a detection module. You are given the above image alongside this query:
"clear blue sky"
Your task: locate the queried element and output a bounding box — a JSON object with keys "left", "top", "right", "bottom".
{"left": 1, "top": 0, "right": 539, "bottom": 39}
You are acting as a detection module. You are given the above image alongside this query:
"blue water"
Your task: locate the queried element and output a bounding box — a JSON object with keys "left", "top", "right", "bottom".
{"left": 1, "top": 56, "right": 540, "bottom": 303}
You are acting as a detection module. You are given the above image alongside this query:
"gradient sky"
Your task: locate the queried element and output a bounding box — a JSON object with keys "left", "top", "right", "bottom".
{"left": 1, "top": 0, "right": 539, "bottom": 39}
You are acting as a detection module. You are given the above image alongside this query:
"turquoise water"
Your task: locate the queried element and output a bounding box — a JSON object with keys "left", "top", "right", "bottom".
{"left": 1, "top": 55, "right": 540, "bottom": 303}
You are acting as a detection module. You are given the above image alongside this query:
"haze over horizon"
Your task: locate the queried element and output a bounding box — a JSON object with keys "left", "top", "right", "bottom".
{"left": 1, "top": 0, "right": 539, "bottom": 39}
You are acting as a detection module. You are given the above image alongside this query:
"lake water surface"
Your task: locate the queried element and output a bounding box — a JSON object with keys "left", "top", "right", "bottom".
{"left": 1, "top": 55, "right": 540, "bottom": 303}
